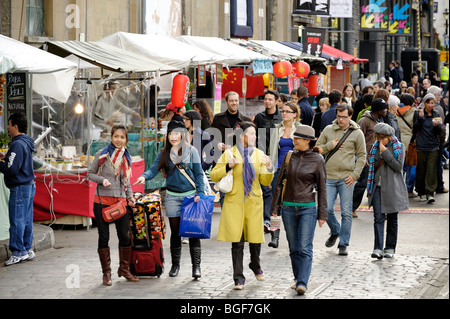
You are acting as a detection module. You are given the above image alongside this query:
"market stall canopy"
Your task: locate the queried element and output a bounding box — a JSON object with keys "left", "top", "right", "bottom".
{"left": 44, "top": 41, "right": 179, "bottom": 74}
{"left": 100, "top": 32, "right": 230, "bottom": 69}
{"left": 322, "top": 44, "right": 369, "bottom": 64}
{"left": 65, "top": 54, "right": 99, "bottom": 70}
{"left": 249, "top": 40, "right": 326, "bottom": 63}
{"left": 176, "top": 36, "right": 273, "bottom": 66}
{"left": 0, "top": 34, "right": 77, "bottom": 103}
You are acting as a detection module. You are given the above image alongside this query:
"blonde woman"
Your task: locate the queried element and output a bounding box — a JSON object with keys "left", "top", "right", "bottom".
{"left": 312, "top": 98, "right": 330, "bottom": 138}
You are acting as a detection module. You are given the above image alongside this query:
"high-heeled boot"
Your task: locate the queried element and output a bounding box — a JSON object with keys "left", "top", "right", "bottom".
{"left": 169, "top": 247, "right": 182, "bottom": 277}
{"left": 98, "top": 248, "right": 112, "bottom": 286}
{"left": 190, "top": 247, "right": 202, "bottom": 279}
{"left": 117, "top": 246, "right": 139, "bottom": 282}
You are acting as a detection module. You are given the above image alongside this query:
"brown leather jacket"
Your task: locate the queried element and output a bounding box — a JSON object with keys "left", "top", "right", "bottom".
{"left": 270, "top": 149, "right": 328, "bottom": 221}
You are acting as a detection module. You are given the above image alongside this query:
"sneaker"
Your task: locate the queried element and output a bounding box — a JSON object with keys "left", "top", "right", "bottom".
{"left": 233, "top": 283, "right": 244, "bottom": 290}
{"left": 325, "top": 234, "right": 339, "bottom": 248}
{"left": 254, "top": 270, "right": 265, "bottom": 281}
{"left": 371, "top": 250, "right": 384, "bottom": 260}
{"left": 182, "top": 237, "right": 189, "bottom": 244}
{"left": 4, "top": 254, "right": 29, "bottom": 266}
{"left": 408, "top": 191, "right": 418, "bottom": 198}
{"left": 418, "top": 195, "right": 427, "bottom": 202}
{"left": 263, "top": 221, "right": 271, "bottom": 233}
{"left": 436, "top": 188, "right": 449, "bottom": 194}
{"left": 296, "top": 286, "right": 307, "bottom": 295}
{"left": 427, "top": 196, "right": 435, "bottom": 204}
{"left": 25, "top": 250, "right": 36, "bottom": 261}
{"left": 383, "top": 249, "right": 395, "bottom": 258}
{"left": 338, "top": 246, "right": 348, "bottom": 256}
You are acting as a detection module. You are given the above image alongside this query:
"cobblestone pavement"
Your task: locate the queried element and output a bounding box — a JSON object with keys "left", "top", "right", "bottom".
{"left": 0, "top": 209, "right": 448, "bottom": 301}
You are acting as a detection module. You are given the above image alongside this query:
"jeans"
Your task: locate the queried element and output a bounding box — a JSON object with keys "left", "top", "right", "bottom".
{"left": 8, "top": 184, "right": 36, "bottom": 256}
{"left": 94, "top": 203, "right": 130, "bottom": 249}
{"left": 372, "top": 188, "right": 398, "bottom": 252}
{"left": 281, "top": 206, "right": 317, "bottom": 289}
{"left": 404, "top": 164, "right": 416, "bottom": 193}
{"left": 326, "top": 179, "right": 355, "bottom": 247}
{"left": 261, "top": 184, "right": 272, "bottom": 223}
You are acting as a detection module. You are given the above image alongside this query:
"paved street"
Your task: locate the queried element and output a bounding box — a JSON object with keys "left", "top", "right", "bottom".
{"left": 0, "top": 183, "right": 448, "bottom": 303}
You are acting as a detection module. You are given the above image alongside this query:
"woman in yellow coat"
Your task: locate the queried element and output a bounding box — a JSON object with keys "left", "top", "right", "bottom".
{"left": 210, "top": 122, "right": 274, "bottom": 290}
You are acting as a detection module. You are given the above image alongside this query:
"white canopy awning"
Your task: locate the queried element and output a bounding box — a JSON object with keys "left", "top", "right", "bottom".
{"left": 176, "top": 36, "right": 273, "bottom": 66}
{"left": 100, "top": 32, "right": 230, "bottom": 68}
{"left": 249, "top": 40, "right": 326, "bottom": 63}
{"left": 0, "top": 34, "right": 77, "bottom": 103}
{"left": 45, "top": 41, "right": 179, "bottom": 74}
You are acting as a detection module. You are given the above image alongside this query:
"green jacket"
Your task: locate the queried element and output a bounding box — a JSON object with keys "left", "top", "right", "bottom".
{"left": 316, "top": 120, "right": 366, "bottom": 181}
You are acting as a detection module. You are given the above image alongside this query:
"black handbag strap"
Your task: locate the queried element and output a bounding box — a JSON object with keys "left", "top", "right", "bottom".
{"left": 325, "top": 129, "right": 353, "bottom": 164}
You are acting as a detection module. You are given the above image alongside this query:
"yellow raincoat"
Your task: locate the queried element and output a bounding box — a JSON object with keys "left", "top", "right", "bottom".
{"left": 210, "top": 146, "right": 274, "bottom": 244}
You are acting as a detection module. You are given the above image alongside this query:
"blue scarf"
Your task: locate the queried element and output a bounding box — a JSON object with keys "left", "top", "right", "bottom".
{"left": 367, "top": 137, "right": 402, "bottom": 196}
{"left": 237, "top": 144, "right": 256, "bottom": 198}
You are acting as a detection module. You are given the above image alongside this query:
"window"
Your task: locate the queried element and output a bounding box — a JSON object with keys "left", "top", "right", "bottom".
{"left": 230, "top": 0, "right": 253, "bottom": 38}
{"left": 27, "top": 0, "right": 44, "bottom": 36}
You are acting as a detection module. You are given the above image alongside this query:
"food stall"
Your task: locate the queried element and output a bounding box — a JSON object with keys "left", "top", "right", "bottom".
{"left": 31, "top": 40, "right": 179, "bottom": 226}
{"left": 1, "top": 34, "right": 78, "bottom": 235}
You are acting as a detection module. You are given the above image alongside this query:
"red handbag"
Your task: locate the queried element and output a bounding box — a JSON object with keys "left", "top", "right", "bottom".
{"left": 102, "top": 198, "right": 128, "bottom": 223}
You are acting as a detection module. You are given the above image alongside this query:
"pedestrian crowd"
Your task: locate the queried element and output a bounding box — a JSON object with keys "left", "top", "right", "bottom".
{"left": 2, "top": 66, "right": 448, "bottom": 297}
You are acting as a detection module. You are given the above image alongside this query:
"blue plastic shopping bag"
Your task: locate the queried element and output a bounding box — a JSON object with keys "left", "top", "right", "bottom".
{"left": 179, "top": 195, "right": 215, "bottom": 239}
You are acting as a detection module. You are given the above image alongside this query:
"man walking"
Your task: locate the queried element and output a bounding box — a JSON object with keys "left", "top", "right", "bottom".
{"left": 253, "top": 90, "right": 282, "bottom": 243}
{"left": 0, "top": 113, "right": 36, "bottom": 266}
{"left": 297, "top": 86, "right": 315, "bottom": 126}
{"left": 316, "top": 104, "right": 366, "bottom": 256}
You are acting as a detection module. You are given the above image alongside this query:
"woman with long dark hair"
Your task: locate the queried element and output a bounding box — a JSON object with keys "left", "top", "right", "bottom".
{"left": 210, "top": 122, "right": 274, "bottom": 290}
{"left": 193, "top": 99, "right": 214, "bottom": 131}
{"left": 135, "top": 120, "right": 206, "bottom": 279}
{"left": 88, "top": 125, "right": 139, "bottom": 286}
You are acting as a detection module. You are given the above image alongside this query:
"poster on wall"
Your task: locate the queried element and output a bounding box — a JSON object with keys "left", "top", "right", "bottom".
{"left": 329, "top": 0, "right": 353, "bottom": 18}
{"left": 293, "top": 0, "right": 330, "bottom": 15}
{"left": 360, "top": 0, "right": 412, "bottom": 35}
{"left": 299, "top": 27, "right": 326, "bottom": 57}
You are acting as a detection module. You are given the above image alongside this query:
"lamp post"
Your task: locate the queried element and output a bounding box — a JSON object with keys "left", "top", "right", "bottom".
{"left": 444, "top": 8, "right": 449, "bottom": 63}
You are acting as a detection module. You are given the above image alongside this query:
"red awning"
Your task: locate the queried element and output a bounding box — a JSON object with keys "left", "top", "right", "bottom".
{"left": 322, "top": 44, "right": 369, "bottom": 64}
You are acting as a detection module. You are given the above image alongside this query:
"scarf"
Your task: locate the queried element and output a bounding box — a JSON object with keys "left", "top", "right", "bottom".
{"left": 98, "top": 143, "right": 132, "bottom": 182}
{"left": 367, "top": 137, "right": 402, "bottom": 196}
{"left": 237, "top": 144, "right": 256, "bottom": 198}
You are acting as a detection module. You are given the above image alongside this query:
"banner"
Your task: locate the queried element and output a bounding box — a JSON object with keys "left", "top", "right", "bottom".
{"left": 299, "top": 27, "right": 326, "bottom": 57}
{"left": 360, "top": 0, "right": 412, "bottom": 35}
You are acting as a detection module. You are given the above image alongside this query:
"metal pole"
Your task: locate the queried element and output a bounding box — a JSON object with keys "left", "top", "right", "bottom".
{"left": 417, "top": 0, "right": 422, "bottom": 74}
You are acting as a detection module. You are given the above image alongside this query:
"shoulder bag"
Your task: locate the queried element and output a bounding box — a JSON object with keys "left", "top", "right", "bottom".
{"left": 215, "top": 149, "right": 234, "bottom": 193}
{"left": 325, "top": 129, "right": 353, "bottom": 164}
{"left": 97, "top": 177, "right": 128, "bottom": 223}
{"left": 281, "top": 151, "right": 293, "bottom": 203}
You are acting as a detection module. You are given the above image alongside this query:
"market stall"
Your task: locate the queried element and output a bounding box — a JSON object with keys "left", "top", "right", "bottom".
{"left": 30, "top": 40, "right": 180, "bottom": 224}
{"left": 1, "top": 34, "right": 78, "bottom": 235}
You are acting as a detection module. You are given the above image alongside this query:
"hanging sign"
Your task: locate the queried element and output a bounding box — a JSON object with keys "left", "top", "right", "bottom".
{"left": 216, "top": 64, "right": 224, "bottom": 85}
{"left": 252, "top": 59, "right": 273, "bottom": 75}
{"left": 198, "top": 65, "right": 207, "bottom": 87}
{"left": 300, "top": 27, "right": 326, "bottom": 57}
{"left": 4, "top": 72, "right": 31, "bottom": 134}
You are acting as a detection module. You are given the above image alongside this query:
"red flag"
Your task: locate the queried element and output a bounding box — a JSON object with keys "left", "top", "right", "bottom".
{"left": 222, "top": 68, "right": 265, "bottom": 99}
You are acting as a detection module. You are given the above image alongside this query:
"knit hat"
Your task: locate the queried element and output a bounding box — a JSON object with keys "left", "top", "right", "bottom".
{"left": 421, "top": 93, "right": 437, "bottom": 105}
{"left": 374, "top": 123, "right": 395, "bottom": 137}
{"left": 167, "top": 120, "right": 186, "bottom": 133}
{"left": 293, "top": 125, "right": 316, "bottom": 140}
{"left": 371, "top": 98, "right": 388, "bottom": 113}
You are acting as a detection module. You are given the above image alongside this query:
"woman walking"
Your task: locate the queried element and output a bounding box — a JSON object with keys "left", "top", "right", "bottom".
{"left": 413, "top": 93, "right": 445, "bottom": 203}
{"left": 367, "top": 123, "right": 408, "bottom": 259}
{"left": 210, "top": 122, "right": 274, "bottom": 290}
{"left": 270, "top": 125, "right": 327, "bottom": 295}
{"left": 135, "top": 120, "right": 205, "bottom": 279}
{"left": 267, "top": 101, "right": 301, "bottom": 248}
{"left": 88, "top": 125, "right": 139, "bottom": 286}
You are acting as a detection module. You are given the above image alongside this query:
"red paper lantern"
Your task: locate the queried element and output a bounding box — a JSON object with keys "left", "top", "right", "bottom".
{"left": 292, "top": 61, "right": 310, "bottom": 78}
{"left": 308, "top": 74, "right": 321, "bottom": 96}
{"left": 273, "top": 61, "right": 292, "bottom": 78}
{"left": 171, "top": 74, "right": 190, "bottom": 107}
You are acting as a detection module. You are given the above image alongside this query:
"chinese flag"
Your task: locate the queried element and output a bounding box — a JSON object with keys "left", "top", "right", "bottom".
{"left": 222, "top": 68, "right": 265, "bottom": 99}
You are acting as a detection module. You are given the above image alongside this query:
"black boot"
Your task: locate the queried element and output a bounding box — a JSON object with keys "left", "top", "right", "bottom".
{"left": 268, "top": 229, "right": 280, "bottom": 248}
{"left": 169, "top": 247, "right": 182, "bottom": 277}
{"left": 190, "top": 247, "right": 202, "bottom": 280}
